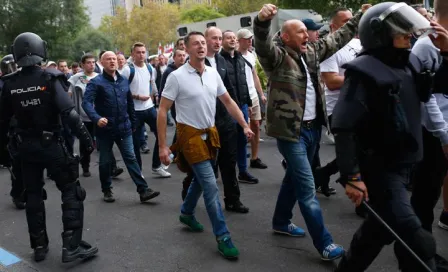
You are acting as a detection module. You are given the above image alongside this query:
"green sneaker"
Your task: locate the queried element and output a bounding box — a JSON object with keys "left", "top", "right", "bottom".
{"left": 179, "top": 215, "right": 204, "bottom": 232}
{"left": 217, "top": 236, "right": 239, "bottom": 259}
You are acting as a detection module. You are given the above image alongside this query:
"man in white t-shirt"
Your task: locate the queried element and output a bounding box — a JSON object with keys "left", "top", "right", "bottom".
{"left": 157, "top": 31, "right": 254, "bottom": 259}
{"left": 237, "top": 28, "right": 268, "bottom": 170}
{"left": 121, "top": 42, "right": 171, "bottom": 178}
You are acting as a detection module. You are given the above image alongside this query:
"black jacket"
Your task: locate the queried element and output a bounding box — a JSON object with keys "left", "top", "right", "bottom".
{"left": 205, "top": 54, "right": 238, "bottom": 132}
{"left": 160, "top": 63, "right": 178, "bottom": 119}
{"left": 219, "top": 50, "right": 252, "bottom": 107}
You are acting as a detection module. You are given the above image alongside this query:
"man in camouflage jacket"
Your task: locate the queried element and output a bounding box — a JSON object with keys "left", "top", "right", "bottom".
{"left": 253, "top": 3, "right": 369, "bottom": 261}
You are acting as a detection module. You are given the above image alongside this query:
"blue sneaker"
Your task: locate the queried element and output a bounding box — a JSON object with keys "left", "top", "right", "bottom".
{"left": 273, "top": 223, "right": 305, "bottom": 237}
{"left": 321, "top": 244, "right": 344, "bottom": 261}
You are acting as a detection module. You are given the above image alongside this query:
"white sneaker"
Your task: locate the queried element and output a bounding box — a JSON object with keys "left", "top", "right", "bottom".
{"left": 152, "top": 167, "right": 171, "bottom": 178}
{"left": 162, "top": 164, "right": 170, "bottom": 170}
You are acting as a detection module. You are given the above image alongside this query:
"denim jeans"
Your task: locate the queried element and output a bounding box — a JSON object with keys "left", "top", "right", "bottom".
{"left": 236, "top": 104, "right": 249, "bottom": 173}
{"left": 273, "top": 125, "right": 333, "bottom": 252}
{"left": 181, "top": 160, "right": 230, "bottom": 238}
{"left": 132, "top": 107, "right": 161, "bottom": 170}
{"left": 97, "top": 134, "right": 148, "bottom": 193}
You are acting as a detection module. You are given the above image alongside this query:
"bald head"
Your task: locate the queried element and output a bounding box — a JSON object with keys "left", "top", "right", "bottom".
{"left": 205, "top": 27, "right": 223, "bottom": 56}
{"left": 281, "top": 20, "right": 309, "bottom": 53}
{"left": 101, "top": 51, "right": 117, "bottom": 75}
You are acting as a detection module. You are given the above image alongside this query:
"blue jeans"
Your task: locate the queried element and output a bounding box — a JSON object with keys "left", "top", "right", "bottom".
{"left": 237, "top": 104, "right": 249, "bottom": 173}
{"left": 181, "top": 160, "right": 230, "bottom": 238}
{"left": 132, "top": 107, "right": 161, "bottom": 170}
{"left": 273, "top": 126, "right": 333, "bottom": 252}
{"left": 97, "top": 134, "right": 148, "bottom": 193}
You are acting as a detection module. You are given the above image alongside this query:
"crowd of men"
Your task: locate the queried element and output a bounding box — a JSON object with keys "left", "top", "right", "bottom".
{"left": 1, "top": 1, "right": 448, "bottom": 271}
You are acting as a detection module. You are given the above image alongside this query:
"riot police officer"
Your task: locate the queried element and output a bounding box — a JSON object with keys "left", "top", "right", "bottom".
{"left": 331, "top": 2, "right": 446, "bottom": 271}
{"left": 0, "top": 54, "right": 26, "bottom": 209}
{"left": 0, "top": 32, "right": 98, "bottom": 263}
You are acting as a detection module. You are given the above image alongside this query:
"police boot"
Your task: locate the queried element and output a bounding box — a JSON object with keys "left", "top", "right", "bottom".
{"left": 30, "top": 230, "right": 49, "bottom": 262}
{"left": 12, "top": 197, "right": 26, "bottom": 209}
{"left": 61, "top": 229, "right": 98, "bottom": 263}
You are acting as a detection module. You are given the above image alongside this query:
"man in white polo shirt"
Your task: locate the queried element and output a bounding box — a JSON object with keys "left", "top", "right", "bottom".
{"left": 121, "top": 42, "right": 171, "bottom": 178}
{"left": 157, "top": 31, "right": 254, "bottom": 259}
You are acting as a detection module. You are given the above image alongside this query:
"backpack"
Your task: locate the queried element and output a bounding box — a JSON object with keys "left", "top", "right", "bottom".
{"left": 129, "top": 63, "right": 154, "bottom": 91}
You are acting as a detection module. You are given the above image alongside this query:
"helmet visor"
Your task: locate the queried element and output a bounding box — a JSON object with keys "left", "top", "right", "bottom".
{"left": 380, "top": 3, "right": 431, "bottom": 37}
{"left": 1, "top": 60, "right": 17, "bottom": 74}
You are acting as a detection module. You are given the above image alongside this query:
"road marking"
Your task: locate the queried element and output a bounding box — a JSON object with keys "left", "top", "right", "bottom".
{"left": 0, "top": 247, "right": 21, "bottom": 267}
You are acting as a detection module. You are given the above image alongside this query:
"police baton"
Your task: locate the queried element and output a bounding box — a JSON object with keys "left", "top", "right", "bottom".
{"left": 336, "top": 179, "right": 433, "bottom": 272}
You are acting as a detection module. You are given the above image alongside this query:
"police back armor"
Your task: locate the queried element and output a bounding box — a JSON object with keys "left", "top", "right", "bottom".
{"left": 333, "top": 53, "right": 425, "bottom": 165}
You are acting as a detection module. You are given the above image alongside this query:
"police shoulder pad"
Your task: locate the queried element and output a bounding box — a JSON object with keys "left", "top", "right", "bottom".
{"left": 342, "top": 55, "right": 399, "bottom": 87}
{"left": 43, "top": 67, "right": 65, "bottom": 81}
{"left": 0, "top": 70, "right": 20, "bottom": 81}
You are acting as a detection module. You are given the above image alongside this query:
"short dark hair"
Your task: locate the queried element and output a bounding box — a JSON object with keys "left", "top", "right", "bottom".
{"left": 71, "top": 62, "right": 79, "bottom": 68}
{"left": 173, "top": 49, "right": 185, "bottom": 58}
{"left": 183, "top": 31, "right": 205, "bottom": 46}
{"left": 176, "top": 38, "right": 184, "bottom": 47}
{"left": 57, "top": 60, "right": 67, "bottom": 66}
{"left": 99, "top": 50, "right": 106, "bottom": 59}
{"left": 329, "top": 7, "right": 350, "bottom": 21}
{"left": 131, "top": 42, "right": 146, "bottom": 52}
{"left": 81, "top": 53, "right": 95, "bottom": 64}
{"left": 222, "top": 30, "right": 234, "bottom": 37}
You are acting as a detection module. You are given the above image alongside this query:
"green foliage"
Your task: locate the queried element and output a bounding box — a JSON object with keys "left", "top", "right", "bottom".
{"left": 181, "top": 4, "right": 226, "bottom": 23}
{"left": 0, "top": 0, "right": 89, "bottom": 61}
{"left": 71, "top": 29, "right": 113, "bottom": 62}
{"left": 214, "top": 0, "right": 275, "bottom": 16}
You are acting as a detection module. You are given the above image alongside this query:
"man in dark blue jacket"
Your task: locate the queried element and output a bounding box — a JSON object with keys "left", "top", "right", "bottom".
{"left": 83, "top": 51, "right": 160, "bottom": 203}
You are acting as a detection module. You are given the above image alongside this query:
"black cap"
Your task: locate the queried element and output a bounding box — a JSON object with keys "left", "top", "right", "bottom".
{"left": 302, "top": 19, "right": 324, "bottom": 31}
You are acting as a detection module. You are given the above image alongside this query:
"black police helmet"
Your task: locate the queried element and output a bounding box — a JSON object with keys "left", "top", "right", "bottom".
{"left": 359, "top": 2, "right": 397, "bottom": 51}
{"left": 12, "top": 32, "right": 47, "bottom": 67}
{"left": 0, "top": 54, "right": 17, "bottom": 75}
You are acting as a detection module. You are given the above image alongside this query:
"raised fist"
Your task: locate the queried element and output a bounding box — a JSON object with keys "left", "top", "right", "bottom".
{"left": 258, "top": 4, "right": 278, "bottom": 22}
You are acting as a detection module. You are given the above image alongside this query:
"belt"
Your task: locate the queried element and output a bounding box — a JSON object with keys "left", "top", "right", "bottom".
{"left": 302, "top": 119, "right": 315, "bottom": 129}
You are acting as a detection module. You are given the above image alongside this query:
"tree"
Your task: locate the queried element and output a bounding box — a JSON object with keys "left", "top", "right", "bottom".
{"left": 99, "top": 2, "right": 181, "bottom": 55}
{"left": 181, "top": 4, "right": 226, "bottom": 23}
{"left": 0, "top": 0, "right": 89, "bottom": 60}
{"left": 71, "top": 29, "right": 113, "bottom": 61}
{"left": 214, "top": 0, "right": 271, "bottom": 16}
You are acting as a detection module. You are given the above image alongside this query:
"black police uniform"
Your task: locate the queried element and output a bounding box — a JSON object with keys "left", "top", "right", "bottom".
{"left": 0, "top": 76, "right": 25, "bottom": 209}
{"left": 332, "top": 3, "right": 437, "bottom": 271}
{"left": 0, "top": 32, "right": 98, "bottom": 263}
{"left": 0, "top": 55, "right": 26, "bottom": 209}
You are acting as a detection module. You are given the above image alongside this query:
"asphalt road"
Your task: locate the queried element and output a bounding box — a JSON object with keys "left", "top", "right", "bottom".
{"left": 0, "top": 126, "right": 447, "bottom": 272}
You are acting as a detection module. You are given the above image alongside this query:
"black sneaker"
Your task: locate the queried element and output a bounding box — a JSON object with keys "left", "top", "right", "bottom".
{"left": 140, "top": 145, "right": 150, "bottom": 154}
{"left": 103, "top": 189, "right": 115, "bottom": 203}
{"left": 34, "top": 246, "right": 49, "bottom": 262}
{"left": 140, "top": 189, "right": 160, "bottom": 202}
{"left": 82, "top": 168, "right": 91, "bottom": 177}
{"left": 112, "top": 167, "right": 124, "bottom": 178}
{"left": 225, "top": 200, "right": 249, "bottom": 213}
{"left": 438, "top": 211, "right": 448, "bottom": 230}
{"left": 250, "top": 158, "right": 268, "bottom": 169}
{"left": 316, "top": 186, "right": 336, "bottom": 197}
{"left": 238, "top": 172, "right": 259, "bottom": 184}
